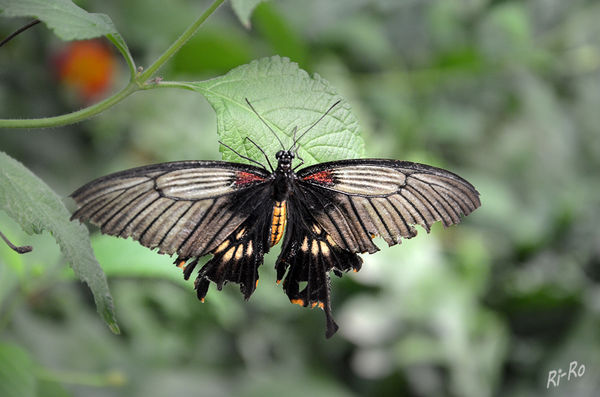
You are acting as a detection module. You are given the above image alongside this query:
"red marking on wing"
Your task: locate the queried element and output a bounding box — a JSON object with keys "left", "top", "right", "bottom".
{"left": 303, "top": 170, "right": 334, "bottom": 185}
{"left": 235, "top": 171, "right": 265, "bottom": 186}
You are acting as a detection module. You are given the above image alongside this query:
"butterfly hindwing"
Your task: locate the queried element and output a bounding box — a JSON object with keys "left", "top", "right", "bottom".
{"left": 178, "top": 198, "right": 275, "bottom": 301}
{"left": 275, "top": 195, "right": 363, "bottom": 338}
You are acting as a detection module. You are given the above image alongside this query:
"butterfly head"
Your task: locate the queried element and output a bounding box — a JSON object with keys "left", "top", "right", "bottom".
{"left": 275, "top": 150, "right": 294, "bottom": 172}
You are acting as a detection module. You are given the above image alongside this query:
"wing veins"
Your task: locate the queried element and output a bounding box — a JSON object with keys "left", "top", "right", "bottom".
{"left": 192, "top": 186, "right": 267, "bottom": 256}
{"left": 385, "top": 197, "right": 415, "bottom": 237}
{"left": 299, "top": 182, "right": 398, "bottom": 198}
{"left": 157, "top": 201, "right": 196, "bottom": 249}
{"left": 138, "top": 201, "right": 177, "bottom": 243}
{"left": 348, "top": 196, "right": 374, "bottom": 241}
{"left": 366, "top": 197, "right": 393, "bottom": 241}
{"left": 410, "top": 179, "right": 461, "bottom": 223}
{"left": 399, "top": 190, "right": 431, "bottom": 231}
{"left": 116, "top": 195, "right": 160, "bottom": 237}
{"left": 176, "top": 200, "right": 217, "bottom": 254}
{"left": 410, "top": 174, "right": 479, "bottom": 210}
{"left": 407, "top": 179, "right": 453, "bottom": 226}
{"left": 297, "top": 185, "right": 354, "bottom": 250}
{"left": 100, "top": 189, "right": 153, "bottom": 231}
{"left": 434, "top": 181, "right": 479, "bottom": 212}
{"left": 76, "top": 178, "right": 152, "bottom": 206}
{"left": 85, "top": 188, "right": 130, "bottom": 221}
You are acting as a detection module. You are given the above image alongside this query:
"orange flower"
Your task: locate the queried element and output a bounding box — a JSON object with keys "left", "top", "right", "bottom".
{"left": 54, "top": 40, "right": 116, "bottom": 102}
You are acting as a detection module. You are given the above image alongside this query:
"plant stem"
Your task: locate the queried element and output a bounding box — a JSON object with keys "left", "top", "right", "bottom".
{"left": 0, "top": 83, "right": 137, "bottom": 129}
{"left": 138, "top": 0, "right": 225, "bottom": 82}
{"left": 0, "top": 0, "right": 225, "bottom": 130}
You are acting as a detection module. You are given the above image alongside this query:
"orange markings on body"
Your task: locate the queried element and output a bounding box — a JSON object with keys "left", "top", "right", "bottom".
{"left": 269, "top": 201, "right": 287, "bottom": 247}
{"left": 291, "top": 298, "right": 304, "bottom": 306}
{"left": 177, "top": 261, "right": 186, "bottom": 269}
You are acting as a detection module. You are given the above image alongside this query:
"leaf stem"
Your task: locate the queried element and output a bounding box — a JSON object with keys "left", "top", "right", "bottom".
{"left": 106, "top": 33, "right": 137, "bottom": 78}
{"left": 142, "top": 80, "right": 199, "bottom": 91}
{"left": 0, "top": 0, "right": 225, "bottom": 129}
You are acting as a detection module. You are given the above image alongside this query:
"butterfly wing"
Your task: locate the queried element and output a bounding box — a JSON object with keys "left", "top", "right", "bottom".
{"left": 71, "top": 160, "right": 274, "bottom": 298}
{"left": 276, "top": 159, "right": 480, "bottom": 337}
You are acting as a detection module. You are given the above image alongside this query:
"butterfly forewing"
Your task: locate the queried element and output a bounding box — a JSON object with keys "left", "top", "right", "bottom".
{"left": 71, "top": 161, "right": 271, "bottom": 258}
{"left": 296, "top": 159, "right": 480, "bottom": 252}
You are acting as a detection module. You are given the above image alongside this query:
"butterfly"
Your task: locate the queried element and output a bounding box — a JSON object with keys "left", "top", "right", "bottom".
{"left": 70, "top": 99, "right": 481, "bottom": 338}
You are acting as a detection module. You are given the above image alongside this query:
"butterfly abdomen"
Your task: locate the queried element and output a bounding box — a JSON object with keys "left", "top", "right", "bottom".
{"left": 269, "top": 201, "right": 287, "bottom": 247}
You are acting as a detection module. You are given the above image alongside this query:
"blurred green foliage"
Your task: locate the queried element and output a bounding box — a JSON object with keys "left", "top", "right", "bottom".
{"left": 1, "top": 0, "right": 600, "bottom": 396}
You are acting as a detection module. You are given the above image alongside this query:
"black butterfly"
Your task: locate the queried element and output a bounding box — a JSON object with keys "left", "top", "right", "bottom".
{"left": 70, "top": 99, "right": 480, "bottom": 338}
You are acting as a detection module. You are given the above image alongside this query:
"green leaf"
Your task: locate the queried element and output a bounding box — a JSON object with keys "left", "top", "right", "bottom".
{"left": 0, "top": 343, "right": 36, "bottom": 397}
{"left": 1, "top": 0, "right": 114, "bottom": 40}
{"left": 0, "top": 0, "right": 134, "bottom": 74}
{"left": 190, "top": 56, "right": 365, "bottom": 166}
{"left": 0, "top": 151, "right": 119, "bottom": 334}
{"left": 230, "top": 0, "right": 265, "bottom": 28}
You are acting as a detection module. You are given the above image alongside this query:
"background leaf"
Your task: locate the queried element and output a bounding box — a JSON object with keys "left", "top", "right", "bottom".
{"left": 230, "top": 0, "right": 265, "bottom": 29}
{"left": 0, "top": 343, "right": 36, "bottom": 397}
{"left": 190, "top": 56, "right": 365, "bottom": 167}
{"left": 0, "top": 151, "right": 119, "bottom": 334}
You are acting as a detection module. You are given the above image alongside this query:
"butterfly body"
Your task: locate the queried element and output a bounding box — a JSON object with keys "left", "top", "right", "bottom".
{"left": 269, "top": 200, "right": 287, "bottom": 247}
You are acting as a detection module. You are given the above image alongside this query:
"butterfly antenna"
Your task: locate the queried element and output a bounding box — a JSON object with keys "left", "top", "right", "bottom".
{"left": 245, "top": 98, "right": 285, "bottom": 150}
{"left": 291, "top": 126, "right": 303, "bottom": 159}
{"left": 291, "top": 100, "right": 342, "bottom": 151}
{"left": 244, "top": 136, "right": 275, "bottom": 172}
{"left": 218, "top": 140, "right": 268, "bottom": 171}
{"left": 290, "top": 126, "right": 305, "bottom": 170}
